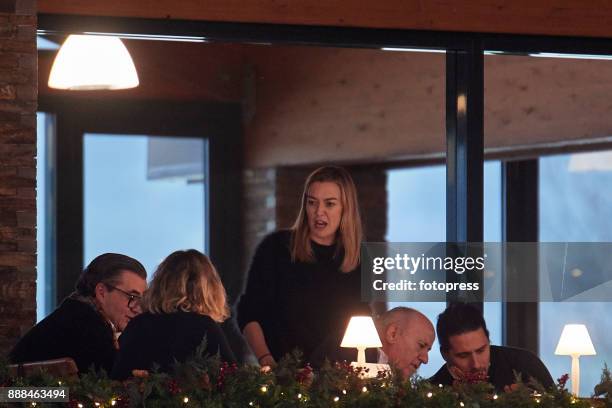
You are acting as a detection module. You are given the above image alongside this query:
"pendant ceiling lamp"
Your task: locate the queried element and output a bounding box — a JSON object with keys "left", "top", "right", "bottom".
{"left": 48, "top": 34, "right": 139, "bottom": 90}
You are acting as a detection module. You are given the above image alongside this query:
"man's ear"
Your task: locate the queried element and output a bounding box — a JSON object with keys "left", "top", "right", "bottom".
{"left": 385, "top": 323, "right": 400, "bottom": 344}
{"left": 94, "top": 282, "right": 107, "bottom": 302}
{"left": 440, "top": 348, "right": 449, "bottom": 362}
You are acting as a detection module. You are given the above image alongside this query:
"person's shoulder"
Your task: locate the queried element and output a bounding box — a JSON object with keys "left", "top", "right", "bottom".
{"left": 153, "top": 311, "right": 218, "bottom": 329}
{"left": 172, "top": 312, "right": 224, "bottom": 338}
{"left": 127, "top": 311, "right": 189, "bottom": 330}
{"left": 46, "top": 298, "right": 105, "bottom": 330}
{"left": 125, "top": 311, "right": 155, "bottom": 327}
{"left": 429, "top": 364, "right": 452, "bottom": 386}
{"left": 120, "top": 312, "right": 165, "bottom": 341}
{"left": 14, "top": 298, "right": 109, "bottom": 351}
{"left": 493, "top": 345, "right": 535, "bottom": 357}
{"left": 257, "top": 230, "right": 292, "bottom": 251}
{"left": 172, "top": 311, "right": 215, "bottom": 324}
{"left": 492, "top": 345, "right": 543, "bottom": 365}
{"left": 194, "top": 314, "right": 223, "bottom": 333}
{"left": 57, "top": 298, "right": 97, "bottom": 317}
{"left": 263, "top": 229, "right": 291, "bottom": 245}
{"left": 491, "top": 345, "right": 553, "bottom": 387}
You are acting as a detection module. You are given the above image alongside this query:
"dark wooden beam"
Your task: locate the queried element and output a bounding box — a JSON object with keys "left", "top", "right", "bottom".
{"left": 38, "top": 0, "right": 612, "bottom": 39}
{"left": 0, "top": 0, "right": 15, "bottom": 13}
{"left": 446, "top": 42, "right": 484, "bottom": 244}
{"left": 502, "top": 159, "right": 539, "bottom": 354}
{"left": 446, "top": 40, "right": 484, "bottom": 307}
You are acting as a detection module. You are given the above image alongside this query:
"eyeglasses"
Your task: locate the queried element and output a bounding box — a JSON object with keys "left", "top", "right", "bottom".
{"left": 106, "top": 284, "right": 142, "bottom": 309}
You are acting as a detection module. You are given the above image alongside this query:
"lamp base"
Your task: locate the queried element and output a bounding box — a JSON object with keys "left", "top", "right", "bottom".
{"left": 349, "top": 362, "right": 391, "bottom": 378}
{"left": 571, "top": 355, "right": 580, "bottom": 396}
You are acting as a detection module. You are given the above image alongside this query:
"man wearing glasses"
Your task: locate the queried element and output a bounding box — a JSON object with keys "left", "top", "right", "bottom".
{"left": 10, "top": 253, "right": 147, "bottom": 373}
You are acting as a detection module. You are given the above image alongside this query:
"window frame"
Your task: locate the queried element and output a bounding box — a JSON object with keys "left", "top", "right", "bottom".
{"left": 38, "top": 97, "right": 243, "bottom": 307}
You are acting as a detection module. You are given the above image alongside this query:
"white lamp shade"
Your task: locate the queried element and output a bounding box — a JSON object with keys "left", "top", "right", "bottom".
{"left": 340, "top": 316, "right": 382, "bottom": 349}
{"left": 555, "top": 324, "right": 596, "bottom": 356}
{"left": 48, "top": 34, "right": 139, "bottom": 90}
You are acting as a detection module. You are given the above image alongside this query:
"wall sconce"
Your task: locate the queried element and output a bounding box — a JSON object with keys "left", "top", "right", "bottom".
{"left": 555, "top": 324, "right": 596, "bottom": 396}
{"left": 48, "top": 34, "right": 139, "bottom": 90}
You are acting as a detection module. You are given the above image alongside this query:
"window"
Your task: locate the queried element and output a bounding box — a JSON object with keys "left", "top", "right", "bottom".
{"left": 539, "top": 151, "right": 612, "bottom": 396}
{"left": 83, "top": 134, "right": 208, "bottom": 274}
{"left": 386, "top": 161, "right": 502, "bottom": 377}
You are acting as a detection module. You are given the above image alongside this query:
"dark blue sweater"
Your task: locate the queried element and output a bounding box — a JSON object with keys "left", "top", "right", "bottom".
{"left": 112, "top": 311, "right": 236, "bottom": 380}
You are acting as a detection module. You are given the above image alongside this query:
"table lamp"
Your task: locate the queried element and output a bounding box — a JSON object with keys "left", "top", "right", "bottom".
{"left": 341, "top": 316, "right": 383, "bottom": 364}
{"left": 555, "top": 324, "right": 596, "bottom": 396}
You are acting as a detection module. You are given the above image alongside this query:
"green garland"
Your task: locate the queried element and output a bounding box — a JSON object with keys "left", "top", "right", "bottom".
{"left": 1, "top": 347, "right": 610, "bottom": 408}
{"left": 595, "top": 364, "right": 612, "bottom": 406}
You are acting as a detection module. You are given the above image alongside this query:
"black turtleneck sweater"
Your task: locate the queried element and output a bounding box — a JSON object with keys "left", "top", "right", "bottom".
{"left": 237, "top": 230, "right": 369, "bottom": 366}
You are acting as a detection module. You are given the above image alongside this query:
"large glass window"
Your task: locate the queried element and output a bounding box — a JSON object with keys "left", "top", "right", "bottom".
{"left": 83, "top": 134, "right": 207, "bottom": 274}
{"left": 483, "top": 50, "right": 612, "bottom": 396}
{"left": 539, "top": 150, "right": 612, "bottom": 396}
{"left": 386, "top": 161, "right": 502, "bottom": 378}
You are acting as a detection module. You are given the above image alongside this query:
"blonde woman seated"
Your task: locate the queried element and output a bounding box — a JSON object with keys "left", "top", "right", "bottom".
{"left": 111, "top": 250, "right": 236, "bottom": 380}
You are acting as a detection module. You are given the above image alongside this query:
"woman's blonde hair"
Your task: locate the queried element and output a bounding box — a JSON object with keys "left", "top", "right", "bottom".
{"left": 290, "top": 166, "right": 363, "bottom": 272}
{"left": 142, "top": 249, "right": 230, "bottom": 322}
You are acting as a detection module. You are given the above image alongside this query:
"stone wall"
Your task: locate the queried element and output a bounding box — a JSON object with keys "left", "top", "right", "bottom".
{"left": 0, "top": 0, "right": 37, "bottom": 355}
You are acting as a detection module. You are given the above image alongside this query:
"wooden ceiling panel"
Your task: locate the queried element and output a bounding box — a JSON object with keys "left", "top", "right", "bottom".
{"left": 38, "top": 0, "right": 612, "bottom": 39}
{"left": 37, "top": 38, "right": 612, "bottom": 168}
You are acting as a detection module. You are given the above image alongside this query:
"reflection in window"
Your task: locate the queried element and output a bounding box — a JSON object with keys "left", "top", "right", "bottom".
{"left": 539, "top": 151, "right": 612, "bottom": 396}
{"left": 386, "top": 162, "right": 501, "bottom": 378}
{"left": 83, "top": 134, "right": 207, "bottom": 275}
{"left": 36, "top": 113, "right": 56, "bottom": 321}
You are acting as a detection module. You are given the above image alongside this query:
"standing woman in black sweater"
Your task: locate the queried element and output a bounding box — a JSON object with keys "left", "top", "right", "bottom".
{"left": 238, "top": 166, "right": 370, "bottom": 368}
{"left": 112, "top": 250, "right": 236, "bottom": 380}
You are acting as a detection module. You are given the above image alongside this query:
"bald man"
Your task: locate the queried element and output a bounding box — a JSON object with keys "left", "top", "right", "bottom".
{"left": 376, "top": 307, "right": 436, "bottom": 379}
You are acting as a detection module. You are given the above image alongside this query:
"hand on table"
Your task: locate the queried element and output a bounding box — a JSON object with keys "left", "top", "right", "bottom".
{"left": 259, "top": 354, "right": 277, "bottom": 370}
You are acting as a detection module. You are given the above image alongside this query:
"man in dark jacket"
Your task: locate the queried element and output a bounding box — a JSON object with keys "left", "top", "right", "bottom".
{"left": 430, "top": 303, "right": 554, "bottom": 391}
{"left": 9, "top": 253, "right": 147, "bottom": 373}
